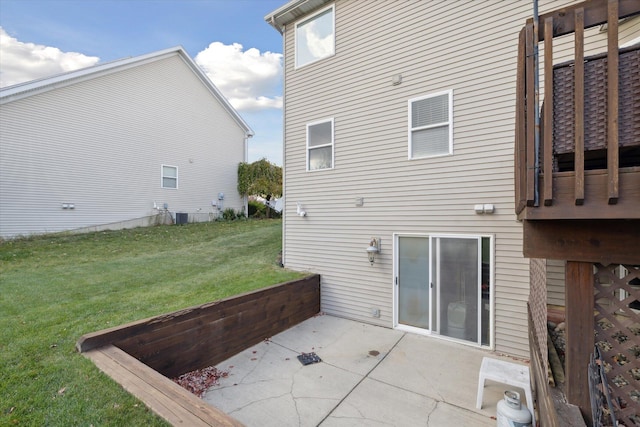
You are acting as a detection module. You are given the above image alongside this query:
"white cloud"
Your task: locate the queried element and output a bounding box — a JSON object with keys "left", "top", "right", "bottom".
{"left": 195, "top": 42, "right": 282, "bottom": 112}
{"left": 0, "top": 27, "right": 100, "bottom": 88}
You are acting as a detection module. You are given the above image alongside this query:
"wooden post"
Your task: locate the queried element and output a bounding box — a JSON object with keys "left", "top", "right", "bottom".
{"left": 565, "top": 261, "right": 594, "bottom": 426}
{"left": 574, "top": 8, "right": 585, "bottom": 205}
{"left": 606, "top": 0, "right": 619, "bottom": 204}
{"left": 525, "top": 23, "right": 536, "bottom": 207}
{"left": 543, "top": 17, "right": 554, "bottom": 206}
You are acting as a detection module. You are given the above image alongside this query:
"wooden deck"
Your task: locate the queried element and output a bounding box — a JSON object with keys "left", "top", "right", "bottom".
{"left": 515, "top": 0, "right": 640, "bottom": 222}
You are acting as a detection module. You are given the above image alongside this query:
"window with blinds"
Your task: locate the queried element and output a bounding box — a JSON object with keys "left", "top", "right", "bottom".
{"left": 409, "top": 90, "right": 453, "bottom": 159}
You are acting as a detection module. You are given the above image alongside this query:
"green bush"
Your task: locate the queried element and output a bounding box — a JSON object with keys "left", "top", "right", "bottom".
{"left": 222, "top": 208, "right": 239, "bottom": 221}
{"left": 248, "top": 200, "right": 267, "bottom": 218}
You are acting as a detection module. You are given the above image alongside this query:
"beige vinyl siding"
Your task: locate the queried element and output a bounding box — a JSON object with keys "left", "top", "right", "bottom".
{"left": 0, "top": 54, "right": 246, "bottom": 238}
{"left": 279, "top": 0, "right": 632, "bottom": 359}
{"left": 547, "top": 260, "right": 567, "bottom": 307}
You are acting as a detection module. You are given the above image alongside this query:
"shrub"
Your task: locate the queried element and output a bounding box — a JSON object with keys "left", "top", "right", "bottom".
{"left": 248, "top": 200, "right": 267, "bottom": 218}
{"left": 222, "top": 208, "right": 239, "bottom": 221}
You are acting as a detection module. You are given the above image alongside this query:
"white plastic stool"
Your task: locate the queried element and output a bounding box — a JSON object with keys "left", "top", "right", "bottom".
{"left": 476, "top": 356, "right": 535, "bottom": 426}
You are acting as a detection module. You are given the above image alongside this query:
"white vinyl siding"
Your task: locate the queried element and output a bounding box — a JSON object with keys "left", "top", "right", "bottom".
{"left": 409, "top": 90, "right": 453, "bottom": 159}
{"left": 307, "top": 118, "right": 334, "bottom": 171}
{"left": 295, "top": 5, "right": 335, "bottom": 68}
{"left": 280, "top": 0, "right": 639, "bottom": 359}
{"left": 0, "top": 53, "right": 247, "bottom": 238}
{"left": 162, "top": 165, "right": 178, "bottom": 189}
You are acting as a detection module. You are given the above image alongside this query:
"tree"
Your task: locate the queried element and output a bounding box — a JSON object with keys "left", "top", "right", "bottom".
{"left": 237, "top": 159, "right": 282, "bottom": 217}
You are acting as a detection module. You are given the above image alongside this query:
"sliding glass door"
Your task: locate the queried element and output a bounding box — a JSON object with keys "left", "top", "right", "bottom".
{"left": 395, "top": 234, "right": 491, "bottom": 346}
{"left": 397, "top": 236, "right": 430, "bottom": 329}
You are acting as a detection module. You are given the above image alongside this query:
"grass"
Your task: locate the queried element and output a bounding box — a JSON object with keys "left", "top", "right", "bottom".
{"left": 0, "top": 219, "right": 304, "bottom": 426}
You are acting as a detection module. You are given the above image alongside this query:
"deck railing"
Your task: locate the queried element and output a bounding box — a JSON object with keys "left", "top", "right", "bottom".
{"left": 515, "top": 0, "right": 640, "bottom": 220}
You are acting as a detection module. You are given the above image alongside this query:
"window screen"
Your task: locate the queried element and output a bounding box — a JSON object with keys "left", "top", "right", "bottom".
{"left": 307, "top": 119, "right": 334, "bottom": 171}
{"left": 162, "top": 165, "right": 178, "bottom": 189}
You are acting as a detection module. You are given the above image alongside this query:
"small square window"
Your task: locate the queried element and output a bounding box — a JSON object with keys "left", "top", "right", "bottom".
{"left": 409, "top": 90, "right": 453, "bottom": 159}
{"left": 296, "top": 5, "right": 335, "bottom": 68}
{"left": 162, "top": 165, "right": 178, "bottom": 189}
{"left": 307, "top": 119, "right": 334, "bottom": 171}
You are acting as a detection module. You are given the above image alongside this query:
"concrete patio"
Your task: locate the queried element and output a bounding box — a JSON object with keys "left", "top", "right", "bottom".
{"left": 204, "top": 314, "right": 532, "bottom": 426}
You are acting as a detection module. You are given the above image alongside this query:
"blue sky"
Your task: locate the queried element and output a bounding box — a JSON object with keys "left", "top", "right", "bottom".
{"left": 0, "top": 0, "right": 287, "bottom": 164}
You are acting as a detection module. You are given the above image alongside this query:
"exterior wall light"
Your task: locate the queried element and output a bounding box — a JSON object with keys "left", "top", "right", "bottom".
{"left": 296, "top": 202, "right": 307, "bottom": 217}
{"left": 366, "top": 237, "right": 380, "bottom": 265}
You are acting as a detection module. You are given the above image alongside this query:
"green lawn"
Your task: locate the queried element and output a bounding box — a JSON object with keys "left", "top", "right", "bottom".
{"left": 0, "top": 219, "right": 304, "bottom": 426}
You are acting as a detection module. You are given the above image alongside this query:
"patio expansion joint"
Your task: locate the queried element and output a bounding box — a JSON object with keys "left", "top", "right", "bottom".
{"left": 316, "top": 331, "right": 408, "bottom": 426}
{"left": 425, "top": 400, "right": 439, "bottom": 425}
{"left": 226, "top": 389, "right": 293, "bottom": 417}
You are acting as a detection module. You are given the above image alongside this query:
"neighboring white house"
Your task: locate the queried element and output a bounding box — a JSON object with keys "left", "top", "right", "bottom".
{"left": 0, "top": 46, "right": 253, "bottom": 239}
{"left": 266, "top": 0, "right": 640, "bottom": 359}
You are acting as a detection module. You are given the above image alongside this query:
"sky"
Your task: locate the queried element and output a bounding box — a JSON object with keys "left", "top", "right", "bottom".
{"left": 0, "top": 0, "right": 287, "bottom": 164}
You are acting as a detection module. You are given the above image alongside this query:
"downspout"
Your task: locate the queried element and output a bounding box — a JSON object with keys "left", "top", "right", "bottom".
{"left": 244, "top": 133, "right": 251, "bottom": 217}
{"left": 280, "top": 24, "right": 287, "bottom": 268}
{"left": 533, "top": 0, "right": 541, "bottom": 207}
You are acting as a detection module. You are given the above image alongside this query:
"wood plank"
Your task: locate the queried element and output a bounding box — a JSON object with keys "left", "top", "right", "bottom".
{"left": 564, "top": 261, "right": 594, "bottom": 425}
{"left": 607, "top": 0, "right": 619, "bottom": 204}
{"left": 115, "top": 287, "right": 299, "bottom": 348}
{"left": 520, "top": 168, "right": 640, "bottom": 220}
{"left": 515, "top": 27, "right": 527, "bottom": 215}
{"left": 77, "top": 275, "right": 320, "bottom": 353}
{"left": 125, "top": 295, "right": 320, "bottom": 378}
{"left": 127, "top": 285, "right": 317, "bottom": 353}
{"left": 523, "top": 219, "right": 640, "bottom": 265}
{"left": 529, "top": 0, "right": 640, "bottom": 40}
{"left": 85, "top": 345, "right": 243, "bottom": 427}
{"left": 525, "top": 23, "right": 536, "bottom": 207}
{"left": 543, "top": 17, "right": 554, "bottom": 206}
{"left": 574, "top": 9, "right": 585, "bottom": 205}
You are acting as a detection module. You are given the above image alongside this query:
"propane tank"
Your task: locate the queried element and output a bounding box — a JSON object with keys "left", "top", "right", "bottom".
{"left": 496, "top": 390, "right": 532, "bottom": 427}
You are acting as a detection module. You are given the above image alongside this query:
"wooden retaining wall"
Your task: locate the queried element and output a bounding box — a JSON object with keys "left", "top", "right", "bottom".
{"left": 77, "top": 275, "right": 320, "bottom": 426}
{"left": 77, "top": 274, "right": 321, "bottom": 378}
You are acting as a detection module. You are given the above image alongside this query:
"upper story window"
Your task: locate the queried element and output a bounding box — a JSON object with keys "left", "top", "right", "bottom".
{"left": 307, "top": 118, "right": 334, "bottom": 171}
{"left": 162, "top": 165, "right": 178, "bottom": 189}
{"left": 409, "top": 90, "right": 453, "bottom": 159}
{"left": 295, "top": 5, "right": 335, "bottom": 68}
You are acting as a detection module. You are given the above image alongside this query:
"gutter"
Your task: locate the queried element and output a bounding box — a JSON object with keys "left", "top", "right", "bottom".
{"left": 264, "top": 0, "right": 311, "bottom": 33}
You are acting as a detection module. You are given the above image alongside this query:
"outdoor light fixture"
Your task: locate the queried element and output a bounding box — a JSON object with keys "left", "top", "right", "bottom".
{"left": 366, "top": 237, "right": 380, "bottom": 265}
{"left": 296, "top": 202, "right": 307, "bottom": 217}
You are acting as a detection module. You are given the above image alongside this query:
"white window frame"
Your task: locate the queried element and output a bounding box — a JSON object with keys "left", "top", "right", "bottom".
{"left": 161, "top": 164, "right": 178, "bottom": 189}
{"left": 392, "top": 232, "right": 495, "bottom": 350}
{"left": 306, "top": 118, "right": 334, "bottom": 172}
{"left": 408, "top": 89, "right": 454, "bottom": 160}
{"left": 295, "top": 4, "right": 335, "bottom": 69}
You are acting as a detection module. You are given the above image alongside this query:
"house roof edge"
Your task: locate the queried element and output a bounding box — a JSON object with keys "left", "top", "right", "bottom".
{"left": 0, "top": 46, "right": 254, "bottom": 136}
{"left": 265, "top": 0, "right": 332, "bottom": 33}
